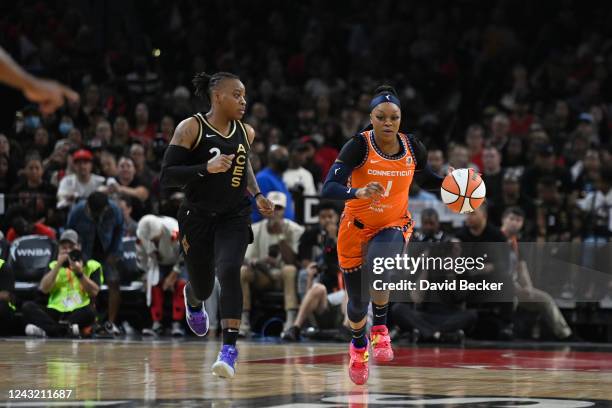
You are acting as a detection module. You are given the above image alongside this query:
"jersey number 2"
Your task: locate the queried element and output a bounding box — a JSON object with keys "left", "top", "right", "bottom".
{"left": 208, "top": 147, "right": 221, "bottom": 162}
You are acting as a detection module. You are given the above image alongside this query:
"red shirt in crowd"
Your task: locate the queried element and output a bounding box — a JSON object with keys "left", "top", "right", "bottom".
{"left": 130, "top": 124, "right": 157, "bottom": 143}
{"left": 6, "top": 223, "right": 57, "bottom": 243}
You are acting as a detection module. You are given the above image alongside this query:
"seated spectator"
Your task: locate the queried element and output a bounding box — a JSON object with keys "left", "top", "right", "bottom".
{"left": 9, "top": 153, "right": 56, "bottom": 221}
{"left": 522, "top": 144, "right": 574, "bottom": 199}
{"left": 300, "top": 136, "right": 324, "bottom": 185}
{"left": 489, "top": 169, "right": 536, "bottom": 236}
{"left": 0, "top": 153, "right": 15, "bottom": 194}
{"left": 31, "top": 127, "right": 51, "bottom": 159}
{"left": 535, "top": 177, "right": 576, "bottom": 242}
{"left": 22, "top": 229, "right": 100, "bottom": 337}
{"left": 99, "top": 150, "right": 119, "bottom": 179}
{"left": 445, "top": 143, "right": 478, "bottom": 174}
{"left": 575, "top": 168, "right": 612, "bottom": 299}
{"left": 481, "top": 146, "right": 504, "bottom": 208}
{"left": 67, "top": 192, "right": 123, "bottom": 336}
{"left": 158, "top": 115, "right": 175, "bottom": 142}
{"left": 136, "top": 215, "right": 185, "bottom": 337}
{"left": 393, "top": 209, "right": 477, "bottom": 342}
{"left": 456, "top": 204, "right": 514, "bottom": 340}
{"left": 5, "top": 213, "right": 56, "bottom": 244}
{"left": 253, "top": 146, "right": 295, "bottom": 222}
{"left": 112, "top": 116, "right": 132, "bottom": 149}
{"left": 574, "top": 149, "right": 601, "bottom": 197}
{"left": 296, "top": 201, "right": 341, "bottom": 298}
{"left": 502, "top": 136, "right": 527, "bottom": 170}
{"left": 501, "top": 207, "right": 573, "bottom": 340}
{"left": 129, "top": 102, "right": 157, "bottom": 143}
{"left": 129, "top": 143, "right": 156, "bottom": 188}
{"left": 489, "top": 113, "right": 510, "bottom": 151}
{"left": 465, "top": 124, "right": 485, "bottom": 171}
{"left": 57, "top": 149, "right": 106, "bottom": 210}
{"left": 426, "top": 148, "right": 446, "bottom": 177}
{"left": 43, "top": 139, "right": 73, "bottom": 188}
{"left": 117, "top": 195, "right": 138, "bottom": 237}
{"left": 283, "top": 140, "right": 317, "bottom": 196}
{"left": 106, "top": 156, "right": 150, "bottom": 220}
{"left": 283, "top": 202, "right": 347, "bottom": 341}
{"left": 240, "top": 191, "right": 305, "bottom": 335}
{"left": 88, "top": 120, "right": 113, "bottom": 151}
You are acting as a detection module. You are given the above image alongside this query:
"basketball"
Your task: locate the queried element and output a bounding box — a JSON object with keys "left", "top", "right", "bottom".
{"left": 440, "top": 168, "right": 486, "bottom": 213}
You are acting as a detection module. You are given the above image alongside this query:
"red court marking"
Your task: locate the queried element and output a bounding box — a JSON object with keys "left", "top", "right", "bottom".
{"left": 249, "top": 348, "right": 612, "bottom": 372}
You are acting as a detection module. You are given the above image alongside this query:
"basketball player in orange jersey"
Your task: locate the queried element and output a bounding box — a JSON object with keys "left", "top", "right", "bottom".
{"left": 321, "top": 85, "right": 447, "bottom": 385}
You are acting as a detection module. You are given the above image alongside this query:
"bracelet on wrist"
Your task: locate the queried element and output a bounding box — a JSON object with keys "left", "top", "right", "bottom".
{"left": 254, "top": 192, "right": 263, "bottom": 199}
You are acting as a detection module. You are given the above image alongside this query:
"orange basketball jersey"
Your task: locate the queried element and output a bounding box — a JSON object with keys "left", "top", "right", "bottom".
{"left": 344, "top": 130, "right": 416, "bottom": 228}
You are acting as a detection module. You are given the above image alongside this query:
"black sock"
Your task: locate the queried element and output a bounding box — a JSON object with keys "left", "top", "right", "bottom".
{"left": 185, "top": 283, "right": 202, "bottom": 310}
{"left": 222, "top": 328, "right": 239, "bottom": 346}
{"left": 372, "top": 302, "right": 388, "bottom": 327}
{"left": 351, "top": 324, "right": 367, "bottom": 348}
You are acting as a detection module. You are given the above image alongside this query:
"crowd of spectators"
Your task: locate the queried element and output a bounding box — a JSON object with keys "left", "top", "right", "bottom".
{"left": 0, "top": 1, "right": 611, "bottom": 341}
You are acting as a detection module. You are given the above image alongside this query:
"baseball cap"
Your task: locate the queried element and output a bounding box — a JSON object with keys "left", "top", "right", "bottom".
{"left": 72, "top": 149, "right": 93, "bottom": 161}
{"left": 267, "top": 191, "right": 287, "bottom": 208}
{"left": 59, "top": 229, "right": 79, "bottom": 245}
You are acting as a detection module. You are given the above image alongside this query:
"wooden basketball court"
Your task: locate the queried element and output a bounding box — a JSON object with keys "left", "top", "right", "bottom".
{"left": 1, "top": 338, "right": 611, "bottom": 407}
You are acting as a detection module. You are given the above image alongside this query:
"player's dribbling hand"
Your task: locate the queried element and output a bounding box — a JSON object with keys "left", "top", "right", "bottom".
{"left": 355, "top": 181, "right": 384, "bottom": 199}
{"left": 256, "top": 195, "right": 275, "bottom": 217}
{"left": 207, "top": 154, "right": 235, "bottom": 173}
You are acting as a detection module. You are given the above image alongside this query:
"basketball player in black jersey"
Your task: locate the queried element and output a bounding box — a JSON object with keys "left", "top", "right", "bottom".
{"left": 161, "top": 72, "right": 274, "bottom": 378}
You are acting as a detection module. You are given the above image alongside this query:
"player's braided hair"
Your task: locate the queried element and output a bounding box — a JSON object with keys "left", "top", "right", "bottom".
{"left": 192, "top": 71, "right": 240, "bottom": 101}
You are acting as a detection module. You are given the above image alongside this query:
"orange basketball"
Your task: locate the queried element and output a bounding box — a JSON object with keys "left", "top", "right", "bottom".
{"left": 440, "top": 168, "right": 486, "bottom": 213}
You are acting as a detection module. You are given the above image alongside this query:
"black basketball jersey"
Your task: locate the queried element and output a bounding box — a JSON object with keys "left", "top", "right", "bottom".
{"left": 183, "top": 112, "right": 251, "bottom": 215}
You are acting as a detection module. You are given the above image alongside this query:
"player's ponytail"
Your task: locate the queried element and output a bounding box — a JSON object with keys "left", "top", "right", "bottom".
{"left": 373, "top": 85, "right": 399, "bottom": 98}
{"left": 192, "top": 72, "right": 212, "bottom": 99}
{"left": 192, "top": 71, "right": 240, "bottom": 101}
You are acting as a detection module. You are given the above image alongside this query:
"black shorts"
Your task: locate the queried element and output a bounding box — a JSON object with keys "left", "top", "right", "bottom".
{"left": 177, "top": 203, "right": 253, "bottom": 258}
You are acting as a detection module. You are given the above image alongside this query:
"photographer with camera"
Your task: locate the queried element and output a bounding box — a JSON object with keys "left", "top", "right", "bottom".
{"left": 282, "top": 202, "right": 348, "bottom": 342}
{"left": 22, "top": 229, "right": 101, "bottom": 337}
{"left": 239, "top": 191, "right": 305, "bottom": 336}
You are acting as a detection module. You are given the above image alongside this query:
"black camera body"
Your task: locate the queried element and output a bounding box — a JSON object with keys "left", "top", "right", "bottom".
{"left": 69, "top": 249, "right": 82, "bottom": 263}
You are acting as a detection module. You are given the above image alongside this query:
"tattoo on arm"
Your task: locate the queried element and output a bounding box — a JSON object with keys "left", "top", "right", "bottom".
{"left": 170, "top": 118, "right": 197, "bottom": 148}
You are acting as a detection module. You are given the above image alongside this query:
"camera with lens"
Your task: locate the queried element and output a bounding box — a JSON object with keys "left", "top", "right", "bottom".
{"left": 69, "top": 249, "right": 82, "bottom": 263}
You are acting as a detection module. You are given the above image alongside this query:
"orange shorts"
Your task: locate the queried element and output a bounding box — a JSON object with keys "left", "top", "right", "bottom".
{"left": 337, "top": 213, "right": 414, "bottom": 272}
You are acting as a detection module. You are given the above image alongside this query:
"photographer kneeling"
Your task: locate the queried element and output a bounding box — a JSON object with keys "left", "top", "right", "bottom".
{"left": 22, "top": 230, "right": 101, "bottom": 337}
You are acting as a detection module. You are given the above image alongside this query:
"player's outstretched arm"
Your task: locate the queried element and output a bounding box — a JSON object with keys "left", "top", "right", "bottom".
{"left": 0, "top": 47, "right": 79, "bottom": 114}
{"left": 410, "top": 135, "right": 445, "bottom": 191}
